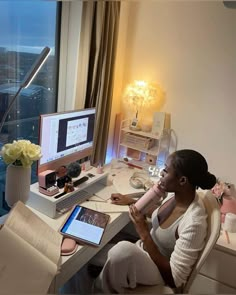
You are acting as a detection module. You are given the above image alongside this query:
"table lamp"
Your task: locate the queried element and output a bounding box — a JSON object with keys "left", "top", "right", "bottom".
{"left": 123, "top": 80, "right": 157, "bottom": 131}
{"left": 0, "top": 46, "right": 51, "bottom": 134}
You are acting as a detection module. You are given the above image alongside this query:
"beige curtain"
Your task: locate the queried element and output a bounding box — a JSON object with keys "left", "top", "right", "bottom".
{"left": 76, "top": 1, "right": 120, "bottom": 166}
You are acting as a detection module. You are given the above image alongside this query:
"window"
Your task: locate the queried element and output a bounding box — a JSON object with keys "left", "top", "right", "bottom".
{"left": 0, "top": 2, "right": 61, "bottom": 214}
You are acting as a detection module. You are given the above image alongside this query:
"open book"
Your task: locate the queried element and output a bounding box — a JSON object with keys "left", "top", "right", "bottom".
{"left": 0, "top": 201, "right": 62, "bottom": 294}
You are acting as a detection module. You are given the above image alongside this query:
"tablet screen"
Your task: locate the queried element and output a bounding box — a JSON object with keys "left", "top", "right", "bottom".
{"left": 60, "top": 205, "right": 110, "bottom": 246}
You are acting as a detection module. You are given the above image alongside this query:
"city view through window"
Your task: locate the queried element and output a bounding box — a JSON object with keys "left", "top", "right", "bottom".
{"left": 0, "top": 2, "right": 61, "bottom": 214}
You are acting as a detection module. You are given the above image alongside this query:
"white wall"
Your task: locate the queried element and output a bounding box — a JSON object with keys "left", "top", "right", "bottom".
{"left": 114, "top": 1, "right": 236, "bottom": 184}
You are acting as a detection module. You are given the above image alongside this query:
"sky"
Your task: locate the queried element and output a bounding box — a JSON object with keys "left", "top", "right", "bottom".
{"left": 0, "top": 1, "right": 57, "bottom": 53}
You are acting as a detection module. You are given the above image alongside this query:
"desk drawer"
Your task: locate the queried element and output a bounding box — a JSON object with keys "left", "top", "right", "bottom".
{"left": 200, "top": 248, "right": 236, "bottom": 288}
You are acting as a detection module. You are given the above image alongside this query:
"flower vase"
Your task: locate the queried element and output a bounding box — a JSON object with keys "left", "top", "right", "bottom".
{"left": 5, "top": 164, "right": 31, "bottom": 207}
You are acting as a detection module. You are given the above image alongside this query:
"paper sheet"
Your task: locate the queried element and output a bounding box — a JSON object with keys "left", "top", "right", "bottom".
{"left": 82, "top": 200, "right": 129, "bottom": 213}
{"left": 84, "top": 183, "right": 118, "bottom": 201}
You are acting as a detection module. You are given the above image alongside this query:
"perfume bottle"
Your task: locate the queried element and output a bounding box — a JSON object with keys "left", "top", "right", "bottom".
{"left": 135, "top": 182, "right": 165, "bottom": 214}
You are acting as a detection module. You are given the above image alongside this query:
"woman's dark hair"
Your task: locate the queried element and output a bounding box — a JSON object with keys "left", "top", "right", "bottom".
{"left": 171, "top": 149, "right": 216, "bottom": 190}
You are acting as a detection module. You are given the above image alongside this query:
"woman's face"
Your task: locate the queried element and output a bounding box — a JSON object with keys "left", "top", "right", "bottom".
{"left": 159, "top": 156, "right": 181, "bottom": 192}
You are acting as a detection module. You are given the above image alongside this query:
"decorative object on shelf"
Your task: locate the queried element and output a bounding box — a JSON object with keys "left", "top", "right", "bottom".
{"left": 141, "top": 122, "right": 152, "bottom": 132}
{"left": 1, "top": 140, "right": 42, "bottom": 207}
{"left": 224, "top": 213, "right": 236, "bottom": 233}
{"left": 130, "top": 115, "right": 141, "bottom": 131}
{"left": 211, "top": 179, "right": 236, "bottom": 223}
{"left": 96, "top": 164, "right": 104, "bottom": 174}
{"left": 126, "top": 148, "right": 141, "bottom": 161}
{"left": 152, "top": 112, "right": 166, "bottom": 137}
{"left": 56, "top": 175, "right": 72, "bottom": 189}
{"left": 38, "top": 170, "right": 57, "bottom": 189}
{"left": 56, "top": 165, "right": 67, "bottom": 178}
{"left": 38, "top": 170, "right": 59, "bottom": 196}
{"left": 145, "top": 154, "right": 157, "bottom": 165}
{"left": 123, "top": 80, "right": 158, "bottom": 131}
{"left": 123, "top": 133, "right": 155, "bottom": 150}
{"left": 148, "top": 165, "right": 161, "bottom": 178}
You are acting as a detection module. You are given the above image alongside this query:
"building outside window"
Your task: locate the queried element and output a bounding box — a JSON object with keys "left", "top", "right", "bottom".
{"left": 0, "top": 1, "right": 61, "bottom": 215}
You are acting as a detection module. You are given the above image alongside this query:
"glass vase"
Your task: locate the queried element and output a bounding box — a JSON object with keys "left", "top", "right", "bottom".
{"left": 5, "top": 164, "right": 31, "bottom": 207}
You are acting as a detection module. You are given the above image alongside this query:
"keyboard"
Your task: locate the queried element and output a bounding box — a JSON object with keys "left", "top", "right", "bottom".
{"left": 56, "top": 190, "right": 92, "bottom": 214}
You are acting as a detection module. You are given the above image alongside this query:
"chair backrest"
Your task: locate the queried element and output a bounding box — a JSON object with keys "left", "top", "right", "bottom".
{"left": 183, "top": 191, "right": 221, "bottom": 293}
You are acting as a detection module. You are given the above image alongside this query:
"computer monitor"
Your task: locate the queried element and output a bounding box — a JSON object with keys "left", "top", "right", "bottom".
{"left": 38, "top": 108, "right": 96, "bottom": 174}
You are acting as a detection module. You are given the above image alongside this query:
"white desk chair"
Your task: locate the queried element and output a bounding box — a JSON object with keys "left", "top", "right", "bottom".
{"left": 124, "top": 191, "right": 221, "bottom": 294}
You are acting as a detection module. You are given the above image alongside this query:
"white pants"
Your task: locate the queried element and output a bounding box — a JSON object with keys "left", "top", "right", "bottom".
{"left": 95, "top": 240, "right": 165, "bottom": 293}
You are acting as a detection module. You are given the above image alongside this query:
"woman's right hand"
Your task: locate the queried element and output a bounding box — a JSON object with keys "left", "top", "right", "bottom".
{"left": 110, "top": 193, "right": 136, "bottom": 205}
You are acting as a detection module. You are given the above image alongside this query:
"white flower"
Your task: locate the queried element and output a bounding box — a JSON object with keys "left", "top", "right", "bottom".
{"left": 1, "top": 140, "right": 42, "bottom": 168}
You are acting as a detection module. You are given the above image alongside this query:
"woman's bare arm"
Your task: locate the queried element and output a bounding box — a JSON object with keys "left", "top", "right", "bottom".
{"left": 110, "top": 192, "right": 144, "bottom": 205}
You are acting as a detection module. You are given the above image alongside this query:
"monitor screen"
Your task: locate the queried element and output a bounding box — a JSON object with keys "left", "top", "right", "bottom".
{"left": 38, "top": 108, "right": 96, "bottom": 174}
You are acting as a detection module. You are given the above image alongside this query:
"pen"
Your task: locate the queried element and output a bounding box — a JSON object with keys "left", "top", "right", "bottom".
{"left": 86, "top": 198, "right": 106, "bottom": 203}
{"left": 126, "top": 162, "right": 143, "bottom": 170}
{"left": 87, "top": 194, "right": 107, "bottom": 202}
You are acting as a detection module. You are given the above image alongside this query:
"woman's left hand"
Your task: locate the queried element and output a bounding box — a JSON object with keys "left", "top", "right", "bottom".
{"left": 129, "top": 204, "right": 150, "bottom": 238}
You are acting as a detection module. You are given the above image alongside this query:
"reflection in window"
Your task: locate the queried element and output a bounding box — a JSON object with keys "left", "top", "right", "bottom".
{"left": 0, "top": 2, "right": 61, "bottom": 214}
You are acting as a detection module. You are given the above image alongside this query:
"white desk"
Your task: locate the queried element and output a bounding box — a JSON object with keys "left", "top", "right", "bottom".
{"left": 30, "top": 165, "right": 141, "bottom": 293}
{"left": 0, "top": 165, "right": 138, "bottom": 293}
{"left": 0, "top": 202, "right": 131, "bottom": 293}
{"left": 26, "top": 205, "right": 130, "bottom": 293}
{"left": 2, "top": 166, "right": 236, "bottom": 294}
{"left": 32, "top": 180, "right": 236, "bottom": 294}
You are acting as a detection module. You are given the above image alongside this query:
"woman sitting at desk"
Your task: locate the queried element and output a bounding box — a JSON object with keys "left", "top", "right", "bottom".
{"left": 94, "top": 149, "right": 216, "bottom": 293}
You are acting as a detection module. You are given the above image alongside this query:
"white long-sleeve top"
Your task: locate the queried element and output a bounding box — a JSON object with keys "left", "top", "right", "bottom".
{"left": 151, "top": 193, "right": 207, "bottom": 288}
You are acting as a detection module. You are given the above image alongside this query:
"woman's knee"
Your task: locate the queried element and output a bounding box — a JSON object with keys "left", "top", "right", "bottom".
{"left": 108, "top": 241, "right": 138, "bottom": 262}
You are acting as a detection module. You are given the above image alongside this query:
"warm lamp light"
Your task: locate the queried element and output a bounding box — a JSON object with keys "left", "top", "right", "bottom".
{"left": 123, "top": 80, "right": 157, "bottom": 130}
{"left": 0, "top": 46, "right": 51, "bottom": 135}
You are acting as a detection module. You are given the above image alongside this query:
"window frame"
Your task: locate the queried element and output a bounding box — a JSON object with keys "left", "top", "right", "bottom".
{"left": 57, "top": 1, "right": 83, "bottom": 112}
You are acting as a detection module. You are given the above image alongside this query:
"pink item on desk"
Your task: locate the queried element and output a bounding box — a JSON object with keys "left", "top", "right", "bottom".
{"left": 61, "top": 238, "right": 78, "bottom": 256}
{"left": 96, "top": 165, "right": 104, "bottom": 174}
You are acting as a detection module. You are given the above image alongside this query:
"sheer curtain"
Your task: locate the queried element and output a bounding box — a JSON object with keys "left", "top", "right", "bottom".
{"left": 76, "top": 1, "right": 120, "bottom": 166}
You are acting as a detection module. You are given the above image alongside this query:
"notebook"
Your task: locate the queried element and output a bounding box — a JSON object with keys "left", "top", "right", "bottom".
{"left": 60, "top": 205, "right": 110, "bottom": 247}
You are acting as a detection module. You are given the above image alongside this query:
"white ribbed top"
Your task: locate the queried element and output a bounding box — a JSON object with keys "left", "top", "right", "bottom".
{"left": 148, "top": 193, "right": 207, "bottom": 287}
{"left": 165, "top": 193, "right": 207, "bottom": 287}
